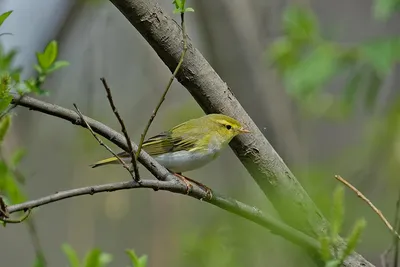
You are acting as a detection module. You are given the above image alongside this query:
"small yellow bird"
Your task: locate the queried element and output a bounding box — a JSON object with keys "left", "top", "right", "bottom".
{"left": 91, "top": 114, "right": 250, "bottom": 194}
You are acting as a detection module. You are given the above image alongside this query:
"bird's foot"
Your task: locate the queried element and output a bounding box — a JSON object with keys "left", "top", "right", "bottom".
{"left": 173, "top": 173, "right": 193, "bottom": 195}
{"left": 181, "top": 176, "right": 213, "bottom": 201}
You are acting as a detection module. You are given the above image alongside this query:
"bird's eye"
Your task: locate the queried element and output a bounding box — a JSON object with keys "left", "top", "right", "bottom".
{"left": 226, "top": 124, "right": 232, "bottom": 130}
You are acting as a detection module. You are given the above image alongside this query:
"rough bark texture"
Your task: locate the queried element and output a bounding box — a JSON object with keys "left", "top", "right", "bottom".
{"left": 109, "top": 0, "right": 374, "bottom": 266}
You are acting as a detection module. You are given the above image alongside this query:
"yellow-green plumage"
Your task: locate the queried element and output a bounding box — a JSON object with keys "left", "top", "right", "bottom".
{"left": 90, "top": 114, "right": 249, "bottom": 173}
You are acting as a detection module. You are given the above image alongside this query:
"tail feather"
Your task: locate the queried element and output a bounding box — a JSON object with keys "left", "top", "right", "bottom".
{"left": 90, "top": 156, "right": 119, "bottom": 168}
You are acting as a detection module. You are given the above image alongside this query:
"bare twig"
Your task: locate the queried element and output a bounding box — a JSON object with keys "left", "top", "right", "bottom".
{"left": 335, "top": 175, "right": 400, "bottom": 240}
{"left": 100, "top": 77, "right": 140, "bottom": 181}
{"left": 135, "top": 12, "right": 188, "bottom": 159}
{"left": 0, "top": 209, "right": 31, "bottom": 224}
{"left": 73, "top": 103, "right": 133, "bottom": 177}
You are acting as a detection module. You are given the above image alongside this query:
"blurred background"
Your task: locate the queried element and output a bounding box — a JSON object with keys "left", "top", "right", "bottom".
{"left": 1, "top": 0, "right": 400, "bottom": 266}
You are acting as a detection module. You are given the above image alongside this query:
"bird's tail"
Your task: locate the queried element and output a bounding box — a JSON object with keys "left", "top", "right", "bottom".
{"left": 90, "top": 156, "right": 120, "bottom": 168}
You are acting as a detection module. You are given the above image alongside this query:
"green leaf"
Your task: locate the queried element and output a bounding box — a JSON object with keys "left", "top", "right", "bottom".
{"left": 138, "top": 255, "right": 148, "bottom": 267}
{"left": 319, "top": 236, "right": 331, "bottom": 261}
{"left": 283, "top": 5, "right": 319, "bottom": 42}
{"left": 125, "top": 249, "right": 140, "bottom": 267}
{"left": 62, "top": 244, "right": 81, "bottom": 267}
{"left": 84, "top": 249, "right": 102, "bottom": 267}
{"left": 46, "top": 60, "right": 69, "bottom": 73}
{"left": 359, "top": 37, "right": 400, "bottom": 75}
{"left": 341, "top": 218, "right": 367, "bottom": 261}
{"left": 36, "top": 41, "right": 58, "bottom": 70}
{"left": 0, "top": 115, "right": 10, "bottom": 143}
{"left": 284, "top": 45, "right": 339, "bottom": 95}
{"left": 185, "top": 7, "right": 195, "bottom": 12}
{"left": 373, "top": 0, "right": 400, "bottom": 20}
{"left": 0, "top": 94, "right": 11, "bottom": 113}
{"left": 0, "top": 11, "right": 12, "bottom": 27}
{"left": 33, "top": 255, "right": 46, "bottom": 267}
{"left": 331, "top": 186, "right": 344, "bottom": 239}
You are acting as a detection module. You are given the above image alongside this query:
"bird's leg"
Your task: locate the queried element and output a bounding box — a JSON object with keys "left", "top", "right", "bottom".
{"left": 173, "top": 172, "right": 193, "bottom": 195}
{"left": 180, "top": 175, "right": 213, "bottom": 200}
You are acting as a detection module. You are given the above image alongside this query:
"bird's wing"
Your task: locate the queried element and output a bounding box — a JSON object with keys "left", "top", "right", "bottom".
{"left": 116, "top": 131, "right": 198, "bottom": 158}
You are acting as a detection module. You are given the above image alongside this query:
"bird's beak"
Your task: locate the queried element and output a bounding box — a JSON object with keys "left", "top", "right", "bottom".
{"left": 239, "top": 127, "right": 250, "bottom": 133}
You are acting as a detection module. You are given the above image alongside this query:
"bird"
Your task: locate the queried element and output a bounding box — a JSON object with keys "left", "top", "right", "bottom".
{"left": 90, "top": 114, "right": 250, "bottom": 197}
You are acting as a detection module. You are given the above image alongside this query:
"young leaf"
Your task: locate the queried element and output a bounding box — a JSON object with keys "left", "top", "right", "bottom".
{"left": 138, "top": 255, "right": 148, "bottom": 267}
{"left": 341, "top": 218, "right": 367, "bottom": 261}
{"left": 319, "top": 236, "right": 332, "bottom": 262}
{"left": 0, "top": 11, "right": 12, "bottom": 27}
{"left": 0, "top": 94, "right": 11, "bottom": 113}
{"left": 36, "top": 41, "right": 59, "bottom": 70}
{"left": 62, "top": 244, "right": 81, "bottom": 267}
{"left": 83, "top": 248, "right": 102, "bottom": 267}
{"left": 43, "top": 41, "right": 58, "bottom": 68}
{"left": 331, "top": 186, "right": 344, "bottom": 239}
{"left": 0, "top": 115, "right": 10, "bottom": 143}
{"left": 125, "top": 249, "right": 140, "bottom": 267}
{"left": 33, "top": 255, "right": 46, "bottom": 267}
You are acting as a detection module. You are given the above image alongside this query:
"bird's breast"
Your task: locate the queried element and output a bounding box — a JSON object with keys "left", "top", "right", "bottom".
{"left": 153, "top": 148, "right": 220, "bottom": 173}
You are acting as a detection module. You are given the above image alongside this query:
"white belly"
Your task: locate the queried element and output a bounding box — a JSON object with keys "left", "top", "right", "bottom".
{"left": 153, "top": 149, "right": 220, "bottom": 173}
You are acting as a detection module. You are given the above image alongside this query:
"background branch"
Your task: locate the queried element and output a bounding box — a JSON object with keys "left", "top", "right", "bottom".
{"left": 73, "top": 103, "right": 134, "bottom": 177}
{"left": 100, "top": 77, "right": 140, "bottom": 181}
{"left": 135, "top": 11, "right": 188, "bottom": 159}
{"left": 335, "top": 175, "right": 400, "bottom": 239}
{"left": 107, "top": 1, "right": 372, "bottom": 266}
{"left": 10, "top": 93, "right": 321, "bottom": 257}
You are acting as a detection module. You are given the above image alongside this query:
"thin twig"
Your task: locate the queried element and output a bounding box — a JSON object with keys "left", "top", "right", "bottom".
{"left": 0, "top": 209, "right": 31, "bottom": 223}
{"left": 100, "top": 77, "right": 140, "bottom": 182}
{"left": 135, "top": 11, "right": 188, "bottom": 159}
{"left": 335, "top": 175, "right": 400, "bottom": 240}
{"left": 73, "top": 103, "right": 134, "bottom": 178}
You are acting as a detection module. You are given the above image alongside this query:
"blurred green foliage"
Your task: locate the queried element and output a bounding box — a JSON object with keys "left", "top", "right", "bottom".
{"left": 62, "top": 244, "right": 147, "bottom": 267}
{"left": 269, "top": 5, "right": 400, "bottom": 117}
{"left": 373, "top": 0, "right": 400, "bottom": 19}
{"left": 319, "top": 186, "right": 366, "bottom": 267}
